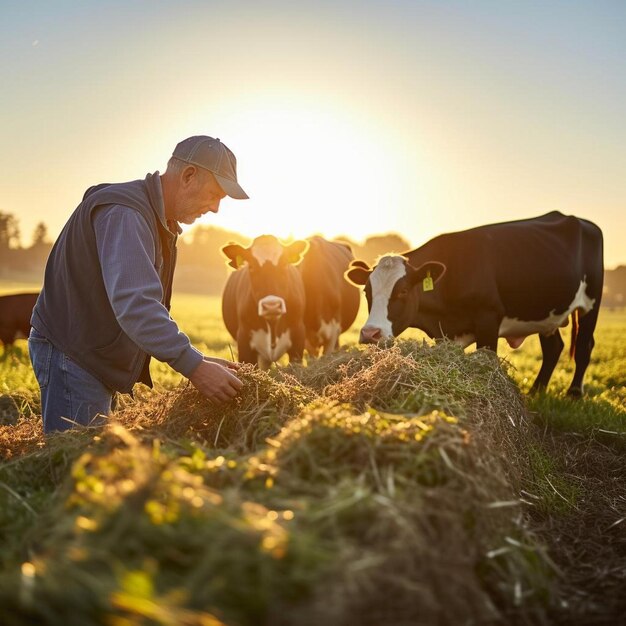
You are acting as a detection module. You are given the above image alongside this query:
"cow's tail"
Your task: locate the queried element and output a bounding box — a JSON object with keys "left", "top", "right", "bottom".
{"left": 569, "top": 309, "right": 579, "bottom": 359}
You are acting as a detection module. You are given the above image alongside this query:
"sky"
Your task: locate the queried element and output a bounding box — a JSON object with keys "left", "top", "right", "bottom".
{"left": 1, "top": 0, "right": 625, "bottom": 268}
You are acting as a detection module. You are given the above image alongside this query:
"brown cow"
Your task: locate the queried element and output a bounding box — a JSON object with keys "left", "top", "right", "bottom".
{"left": 221, "top": 236, "right": 308, "bottom": 369}
{"left": 299, "top": 236, "right": 360, "bottom": 356}
{"left": 0, "top": 292, "right": 39, "bottom": 348}
{"left": 221, "top": 235, "right": 360, "bottom": 368}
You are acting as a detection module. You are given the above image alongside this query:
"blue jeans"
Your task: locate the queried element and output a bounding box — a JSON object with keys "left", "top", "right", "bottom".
{"left": 28, "top": 328, "right": 112, "bottom": 434}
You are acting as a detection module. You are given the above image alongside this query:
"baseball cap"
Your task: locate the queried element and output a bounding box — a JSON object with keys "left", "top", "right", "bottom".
{"left": 172, "top": 136, "right": 249, "bottom": 199}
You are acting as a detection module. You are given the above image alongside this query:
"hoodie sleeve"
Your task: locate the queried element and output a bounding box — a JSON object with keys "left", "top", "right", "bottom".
{"left": 93, "top": 204, "right": 203, "bottom": 377}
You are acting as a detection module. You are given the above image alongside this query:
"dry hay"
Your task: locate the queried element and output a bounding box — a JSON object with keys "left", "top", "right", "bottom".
{"left": 289, "top": 340, "right": 525, "bottom": 419}
{"left": 0, "top": 415, "right": 44, "bottom": 460}
{"left": 0, "top": 424, "right": 293, "bottom": 626}
{"left": 287, "top": 341, "right": 531, "bottom": 494}
{"left": 0, "top": 341, "right": 559, "bottom": 625}
{"left": 0, "top": 365, "right": 316, "bottom": 461}
{"left": 117, "top": 364, "right": 318, "bottom": 451}
{"left": 284, "top": 346, "right": 367, "bottom": 390}
{"left": 244, "top": 396, "right": 551, "bottom": 625}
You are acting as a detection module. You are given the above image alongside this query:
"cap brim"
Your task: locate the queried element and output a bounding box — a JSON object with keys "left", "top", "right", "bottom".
{"left": 214, "top": 174, "right": 249, "bottom": 200}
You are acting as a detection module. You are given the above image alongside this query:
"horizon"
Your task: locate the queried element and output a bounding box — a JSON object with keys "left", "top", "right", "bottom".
{"left": 1, "top": 1, "right": 625, "bottom": 268}
{"left": 7, "top": 216, "right": 626, "bottom": 273}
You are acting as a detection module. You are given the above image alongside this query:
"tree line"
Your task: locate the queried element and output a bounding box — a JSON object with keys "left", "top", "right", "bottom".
{"left": 0, "top": 212, "right": 412, "bottom": 295}
{"left": 0, "top": 213, "right": 52, "bottom": 279}
{"left": 172, "top": 225, "right": 412, "bottom": 294}
{"left": 2, "top": 211, "right": 624, "bottom": 305}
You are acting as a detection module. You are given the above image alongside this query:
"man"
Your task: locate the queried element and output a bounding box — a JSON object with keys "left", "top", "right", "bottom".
{"left": 30, "top": 136, "right": 247, "bottom": 433}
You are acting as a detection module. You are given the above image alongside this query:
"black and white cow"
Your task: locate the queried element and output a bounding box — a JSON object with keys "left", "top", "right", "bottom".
{"left": 345, "top": 212, "right": 603, "bottom": 397}
{"left": 222, "top": 235, "right": 308, "bottom": 369}
{"left": 299, "top": 236, "right": 360, "bottom": 356}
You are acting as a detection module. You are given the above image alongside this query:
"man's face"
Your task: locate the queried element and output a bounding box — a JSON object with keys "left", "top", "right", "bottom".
{"left": 172, "top": 166, "right": 226, "bottom": 224}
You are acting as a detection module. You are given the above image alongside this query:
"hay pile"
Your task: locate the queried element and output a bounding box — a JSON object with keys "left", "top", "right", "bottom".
{"left": 0, "top": 340, "right": 556, "bottom": 625}
{"left": 119, "top": 364, "right": 316, "bottom": 450}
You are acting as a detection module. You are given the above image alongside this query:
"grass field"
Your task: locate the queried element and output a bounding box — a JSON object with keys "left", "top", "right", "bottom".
{"left": 0, "top": 284, "right": 624, "bottom": 625}
{"left": 3, "top": 290, "right": 624, "bottom": 432}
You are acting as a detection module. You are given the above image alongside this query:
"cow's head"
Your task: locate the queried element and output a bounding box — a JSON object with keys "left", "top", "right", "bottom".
{"left": 345, "top": 255, "right": 446, "bottom": 343}
{"left": 222, "top": 235, "right": 309, "bottom": 321}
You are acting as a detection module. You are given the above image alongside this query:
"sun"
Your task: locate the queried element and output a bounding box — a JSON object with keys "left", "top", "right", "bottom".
{"left": 184, "top": 94, "right": 406, "bottom": 245}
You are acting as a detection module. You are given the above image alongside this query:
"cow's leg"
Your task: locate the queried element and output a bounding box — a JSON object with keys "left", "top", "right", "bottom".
{"left": 257, "top": 355, "right": 272, "bottom": 370}
{"left": 236, "top": 330, "right": 257, "bottom": 365}
{"left": 474, "top": 312, "right": 500, "bottom": 352}
{"left": 288, "top": 323, "right": 306, "bottom": 364}
{"left": 530, "top": 332, "right": 564, "bottom": 394}
{"left": 305, "top": 334, "right": 321, "bottom": 359}
{"left": 322, "top": 325, "right": 340, "bottom": 355}
{"left": 567, "top": 307, "right": 599, "bottom": 398}
{"left": 0, "top": 328, "right": 13, "bottom": 347}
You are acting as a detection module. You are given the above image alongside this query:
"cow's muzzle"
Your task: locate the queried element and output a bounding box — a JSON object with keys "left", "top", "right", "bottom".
{"left": 359, "top": 325, "right": 383, "bottom": 344}
{"left": 258, "top": 295, "right": 287, "bottom": 320}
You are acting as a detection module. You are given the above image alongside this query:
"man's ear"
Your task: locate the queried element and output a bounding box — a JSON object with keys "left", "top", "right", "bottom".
{"left": 221, "top": 243, "right": 249, "bottom": 269}
{"left": 283, "top": 240, "right": 309, "bottom": 265}
{"left": 407, "top": 261, "right": 447, "bottom": 291}
{"left": 181, "top": 164, "right": 198, "bottom": 187}
{"left": 345, "top": 260, "right": 372, "bottom": 286}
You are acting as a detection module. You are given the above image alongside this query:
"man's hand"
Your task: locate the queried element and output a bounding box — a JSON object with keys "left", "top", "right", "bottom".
{"left": 203, "top": 356, "right": 242, "bottom": 372}
{"left": 188, "top": 358, "right": 243, "bottom": 403}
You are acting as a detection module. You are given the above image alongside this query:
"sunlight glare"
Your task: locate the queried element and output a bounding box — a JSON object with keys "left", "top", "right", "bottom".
{"left": 188, "top": 95, "right": 403, "bottom": 243}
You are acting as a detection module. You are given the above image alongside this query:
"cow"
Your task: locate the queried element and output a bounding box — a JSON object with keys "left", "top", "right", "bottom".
{"left": 345, "top": 212, "right": 603, "bottom": 397}
{"left": 299, "top": 236, "right": 360, "bottom": 356}
{"left": 0, "top": 292, "right": 39, "bottom": 349}
{"left": 221, "top": 235, "right": 360, "bottom": 368}
{"left": 221, "top": 235, "right": 309, "bottom": 369}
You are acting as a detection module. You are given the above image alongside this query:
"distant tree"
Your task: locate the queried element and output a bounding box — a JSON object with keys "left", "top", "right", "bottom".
{"left": 362, "top": 234, "right": 411, "bottom": 261}
{"left": 31, "top": 222, "right": 50, "bottom": 247}
{"left": 0, "top": 212, "right": 20, "bottom": 276}
{"left": 0, "top": 212, "right": 21, "bottom": 251}
{"left": 179, "top": 225, "right": 251, "bottom": 266}
{"left": 174, "top": 225, "right": 252, "bottom": 294}
{"left": 603, "top": 266, "right": 626, "bottom": 309}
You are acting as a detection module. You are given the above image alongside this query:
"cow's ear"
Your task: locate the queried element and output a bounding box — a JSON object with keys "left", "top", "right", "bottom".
{"left": 221, "top": 243, "right": 249, "bottom": 269}
{"left": 345, "top": 261, "right": 372, "bottom": 286}
{"left": 349, "top": 260, "right": 371, "bottom": 271}
{"left": 283, "top": 240, "right": 309, "bottom": 265}
{"left": 408, "top": 261, "right": 447, "bottom": 291}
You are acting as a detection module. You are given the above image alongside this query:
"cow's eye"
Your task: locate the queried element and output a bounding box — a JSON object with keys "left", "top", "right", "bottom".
{"left": 395, "top": 288, "right": 408, "bottom": 299}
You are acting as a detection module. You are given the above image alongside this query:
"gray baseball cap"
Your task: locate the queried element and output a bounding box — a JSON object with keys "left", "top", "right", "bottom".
{"left": 172, "top": 136, "right": 249, "bottom": 199}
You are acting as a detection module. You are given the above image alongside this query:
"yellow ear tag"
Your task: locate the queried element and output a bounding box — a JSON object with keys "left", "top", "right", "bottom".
{"left": 422, "top": 271, "right": 434, "bottom": 292}
{"left": 236, "top": 255, "right": 245, "bottom": 268}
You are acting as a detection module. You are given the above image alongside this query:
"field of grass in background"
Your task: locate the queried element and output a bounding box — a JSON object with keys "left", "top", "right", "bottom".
{"left": 3, "top": 289, "right": 624, "bottom": 435}
{"left": 133, "top": 295, "right": 626, "bottom": 433}
{"left": 158, "top": 296, "right": 626, "bottom": 457}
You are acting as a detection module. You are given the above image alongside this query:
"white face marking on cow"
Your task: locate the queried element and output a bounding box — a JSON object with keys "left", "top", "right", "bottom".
{"left": 250, "top": 236, "right": 283, "bottom": 266}
{"left": 249, "top": 328, "right": 292, "bottom": 366}
{"left": 499, "top": 279, "right": 596, "bottom": 340}
{"left": 363, "top": 255, "right": 407, "bottom": 338}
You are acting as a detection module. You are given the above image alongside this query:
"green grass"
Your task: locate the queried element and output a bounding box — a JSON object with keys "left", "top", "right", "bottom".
{"left": 1, "top": 284, "right": 624, "bottom": 624}
{"left": 496, "top": 308, "right": 626, "bottom": 440}
{"left": 525, "top": 443, "right": 582, "bottom": 514}
{"left": 4, "top": 291, "right": 624, "bottom": 434}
